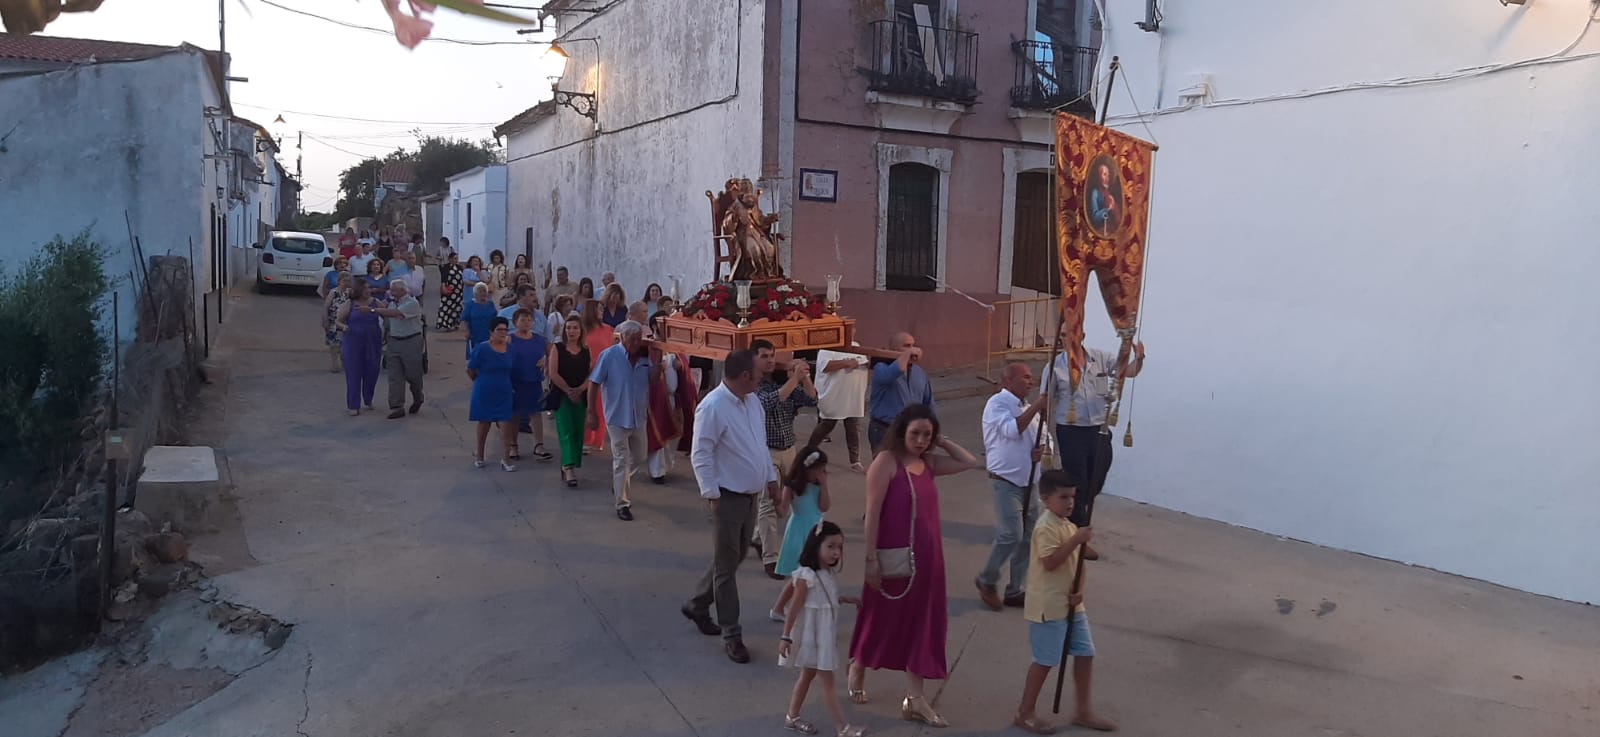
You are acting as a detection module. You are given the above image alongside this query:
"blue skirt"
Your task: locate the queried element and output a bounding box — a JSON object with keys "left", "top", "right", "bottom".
{"left": 469, "top": 376, "right": 514, "bottom": 423}
{"left": 512, "top": 380, "right": 544, "bottom": 416}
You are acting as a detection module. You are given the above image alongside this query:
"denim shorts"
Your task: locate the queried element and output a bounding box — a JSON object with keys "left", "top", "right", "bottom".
{"left": 1029, "top": 612, "right": 1095, "bottom": 666}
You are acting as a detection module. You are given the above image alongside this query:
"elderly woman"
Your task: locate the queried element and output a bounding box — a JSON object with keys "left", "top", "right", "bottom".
{"left": 321, "top": 271, "right": 353, "bottom": 373}
{"left": 547, "top": 294, "right": 575, "bottom": 344}
{"left": 437, "top": 250, "right": 464, "bottom": 331}
{"left": 599, "top": 284, "right": 629, "bottom": 328}
{"left": 335, "top": 279, "right": 384, "bottom": 416}
{"left": 468, "top": 317, "right": 518, "bottom": 471}
{"left": 361, "top": 257, "right": 389, "bottom": 299}
{"left": 462, "top": 282, "right": 499, "bottom": 359}
{"left": 847, "top": 404, "right": 979, "bottom": 728}
{"left": 319, "top": 256, "right": 350, "bottom": 299}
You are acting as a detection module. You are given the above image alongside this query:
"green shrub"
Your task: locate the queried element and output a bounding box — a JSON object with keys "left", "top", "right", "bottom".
{"left": 0, "top": 233, "right": 109, "bottom": 519}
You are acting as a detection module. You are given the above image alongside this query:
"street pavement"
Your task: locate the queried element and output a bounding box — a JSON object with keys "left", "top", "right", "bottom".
{"left": 139, "top": 286, "right": 1598, "bottom": 737}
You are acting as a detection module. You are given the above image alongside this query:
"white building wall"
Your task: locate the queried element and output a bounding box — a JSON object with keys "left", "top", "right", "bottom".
{"left": 505, "top": 0, "right": 766, "bottom": 297}
{"left": 441, "top": 165, "right": 507, "bottom": 266}
{"left": 0, "top": 51, "right": 218, "bottom": 347}
{"left": 1095, "top": 0, "right": 1600, "bottom": 603}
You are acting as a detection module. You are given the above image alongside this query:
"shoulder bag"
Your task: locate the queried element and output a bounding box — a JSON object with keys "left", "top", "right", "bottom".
{"left": 875, "top": 465, "right": 918, "bottom": 600}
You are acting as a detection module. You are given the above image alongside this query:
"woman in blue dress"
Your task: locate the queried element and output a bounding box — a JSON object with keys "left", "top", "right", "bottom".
{"left": 461, "top": 282, "right": 499, "bottom": 359}
{"left": 468, "top": 317, "right": 517, "bottom": 471}
{"left": 508, "top": 308, "right": 552, "bottom": 463}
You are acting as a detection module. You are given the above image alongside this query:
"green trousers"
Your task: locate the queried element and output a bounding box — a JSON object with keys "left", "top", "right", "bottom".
{"left": 554, "top": 395, "right": 587, "bottom": 468}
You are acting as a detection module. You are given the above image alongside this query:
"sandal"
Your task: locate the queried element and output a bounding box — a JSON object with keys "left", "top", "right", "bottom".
{"left": 784, "top": 715, "right": 818, "bottom": 735}
{"left": 531, "top": 443, "right": 553, "bottom": 461}
{"left": 900, "top": 696, "right": 947, "bottom": 728}
{"left": 847, "top": 665, "right": 868, "bottom": 704}
{"left": 507, "top": 444, "right": 521, "bottom": 461}
{"left": 563, "top": 467, "right": 578, "bottom": 487}
{"left": 1014, "top": 714, "right": 1058, "bottom": 735}
{"left": 837, "top": 726, "right": 866, "bottom": 737}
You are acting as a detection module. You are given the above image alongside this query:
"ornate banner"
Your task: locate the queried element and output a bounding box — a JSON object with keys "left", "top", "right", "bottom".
{"left": 1054, "top": 114, "right": 1155, "bottom": 388}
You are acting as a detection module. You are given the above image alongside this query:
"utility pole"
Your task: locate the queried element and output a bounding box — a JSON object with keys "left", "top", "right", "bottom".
{"left": 297, "top": 131, "right": 304, "bottom": 217}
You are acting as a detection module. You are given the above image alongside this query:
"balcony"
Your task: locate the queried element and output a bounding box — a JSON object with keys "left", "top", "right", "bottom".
{"left": 866, "top": 19, "right": 979, "bottom": 104}
{"left": 1010, "top": 40, "right": 1097, "bottom": 117}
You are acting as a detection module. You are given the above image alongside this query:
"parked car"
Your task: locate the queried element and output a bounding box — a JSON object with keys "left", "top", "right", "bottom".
{"left": 255, "top": 231, "right": 332, "bottom": 292}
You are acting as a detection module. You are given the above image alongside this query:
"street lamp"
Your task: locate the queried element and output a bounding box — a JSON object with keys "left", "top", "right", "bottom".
{"left": 543, "top": 39, "right": 600, "bottom": 122}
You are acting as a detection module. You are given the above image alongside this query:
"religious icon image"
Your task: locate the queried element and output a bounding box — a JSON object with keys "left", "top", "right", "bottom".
{"left": 1083, "top": 154, "right": 1125, "bottom": 239}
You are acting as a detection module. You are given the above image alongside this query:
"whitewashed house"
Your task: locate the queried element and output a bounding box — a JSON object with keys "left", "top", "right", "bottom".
{"left": 440, "top": 164, "right": 508, "bottom": 266}
{"left": 1092, "top": 0, "right": 1600, "bottom": 604}
{"left": 0, "top": 33, "right": 233, "bottom": 345}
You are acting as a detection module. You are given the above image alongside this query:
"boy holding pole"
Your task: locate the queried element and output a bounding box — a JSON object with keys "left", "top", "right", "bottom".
{"left": 1012, "top": 470, "right": 1118, "bottom": 734}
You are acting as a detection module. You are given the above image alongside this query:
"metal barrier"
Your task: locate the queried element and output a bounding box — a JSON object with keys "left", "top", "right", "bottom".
{"left": 984, "top": 294, "right": 1059, "bottom": 380}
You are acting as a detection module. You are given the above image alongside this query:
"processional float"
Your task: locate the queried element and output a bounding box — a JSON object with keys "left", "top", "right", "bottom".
{"left": 658, "top": 178, "right": 856, "bottom": 357}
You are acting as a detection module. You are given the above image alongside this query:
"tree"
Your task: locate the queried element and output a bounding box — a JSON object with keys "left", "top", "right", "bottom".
{"left": 298, "top": 211, "right": 341, "bottom": 232}
{"left": 412, "top": 135, "right": 501, "bottom": 195}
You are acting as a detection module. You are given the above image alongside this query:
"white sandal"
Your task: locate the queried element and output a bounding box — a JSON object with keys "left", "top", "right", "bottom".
{"left": 784, "top": 715, "right": 818, "bottom": 735}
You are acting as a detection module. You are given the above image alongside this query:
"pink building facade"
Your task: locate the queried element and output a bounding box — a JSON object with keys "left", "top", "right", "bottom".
{"left": 509, "top": 0, "right": 1101, "bottom": 368}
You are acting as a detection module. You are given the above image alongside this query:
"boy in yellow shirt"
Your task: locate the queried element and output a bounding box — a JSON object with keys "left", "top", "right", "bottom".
{"left": 1013, "top": 470, "right": 1117, "bottom": 734}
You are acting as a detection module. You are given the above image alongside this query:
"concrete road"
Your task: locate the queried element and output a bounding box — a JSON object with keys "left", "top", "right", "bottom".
{"left": 143, "top": 287, "right": 1598, "bottom": 737}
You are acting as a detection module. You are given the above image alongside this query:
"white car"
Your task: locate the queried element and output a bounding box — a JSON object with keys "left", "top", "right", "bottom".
{"left": 255, "top": 231, "right": 332, "bottom": 292}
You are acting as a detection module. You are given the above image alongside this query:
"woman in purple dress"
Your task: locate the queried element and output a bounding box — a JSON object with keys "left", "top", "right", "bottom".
{"left": 334, "top": 280, "right": 384, "bottom": 416}
{"left": 847, "top": 403, "right": 978, "bottom": 728}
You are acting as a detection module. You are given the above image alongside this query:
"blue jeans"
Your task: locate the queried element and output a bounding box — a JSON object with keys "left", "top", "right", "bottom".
{"left": 977, "top": 477, "right": 1038, "bottom": 597}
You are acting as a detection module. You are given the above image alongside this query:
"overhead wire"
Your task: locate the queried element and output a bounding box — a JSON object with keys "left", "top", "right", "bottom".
{"left": 255, "top": 0, "right": 542, "bottom": 46}
{"left": 233, "top": 102, "right": 498, "bottom": 127}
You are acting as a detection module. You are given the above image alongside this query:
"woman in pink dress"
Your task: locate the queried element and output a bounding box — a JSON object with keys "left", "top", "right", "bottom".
{"left": 848, "top": 403, "right": 979, "bottom": 728}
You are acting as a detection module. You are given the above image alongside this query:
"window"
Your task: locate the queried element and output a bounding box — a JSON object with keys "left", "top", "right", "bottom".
{"left": 524, "top": 227, "right": 533, "bottom": 262}
{"left": 466, "top": 202, "right": 473, "bottom": 234}
{"left": 1010, "top": 171, "right": 1060, "bottom": 294}
{"left": 270, "top": 237, "right": 326, "bottom": 255}
{"left": 885, "top": 162, "right": 939, "bottom": 291}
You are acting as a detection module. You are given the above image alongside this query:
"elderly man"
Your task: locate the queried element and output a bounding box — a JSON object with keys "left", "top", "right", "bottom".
{"left": 975, "top": 361, "right": 1051, "bottom": 610}
{"left": 683, "top": 348, "right": 775, "bottom": 664}
{"left": 868, "top": 331, "right": 935, "bottom": 451}
{"left": 1050, "top": 330, "right": 1146, "bottom": 560}
{"left": 371, "top": 279, "right": 426, "bottom": 419}
{"left": 588, "top": 320, "right": 662, "bottom": 521}
{"left": 399, "top": 250, "right": 426, "bottom": 302}
{"left": 748, "top": 339, "right": 816, "bottom": 578}
{"left": 601, "top": 271, "right": 617, "bottom": 289}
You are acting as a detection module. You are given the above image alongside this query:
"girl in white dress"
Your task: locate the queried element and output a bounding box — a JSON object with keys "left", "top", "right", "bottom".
{"left": 779, "top": 521, "right": 865, "bottom": 736}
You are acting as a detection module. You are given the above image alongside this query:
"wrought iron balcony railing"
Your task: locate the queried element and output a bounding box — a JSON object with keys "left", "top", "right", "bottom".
{"left": 867, "top": 19, "right": 979, "bottom": 104}
{"left": 1010, "top": 40, "right": 1098, "bottom": 115}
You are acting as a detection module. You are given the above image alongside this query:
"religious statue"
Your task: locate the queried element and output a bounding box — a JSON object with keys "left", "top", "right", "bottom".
{"left": 713, "top": 178, "right": 786, "bottom": 282}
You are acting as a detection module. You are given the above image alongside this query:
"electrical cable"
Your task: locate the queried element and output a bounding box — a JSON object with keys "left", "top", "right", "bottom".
{"left": 1106, "top": 5, "right": 1599, "bottom": 123}
{"left": 256, "top": 0, "right": 540, "bottom": 46}
{"left": 233, "top": 102, "right": 498, "bottom": 127}
{"left": 302, "top": 135, "right": 375, "bottom": 158}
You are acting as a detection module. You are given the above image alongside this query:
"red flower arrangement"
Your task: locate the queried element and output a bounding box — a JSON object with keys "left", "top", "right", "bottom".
{"left": 683, "top": 281, "right": 829, "bottom": 323}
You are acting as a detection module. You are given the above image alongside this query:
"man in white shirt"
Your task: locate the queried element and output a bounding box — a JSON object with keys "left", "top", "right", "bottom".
{"left": 975, "top": 361, "right": 1050, "bottom": 611}
{"left": 1050, "top": 331, "right": 1145, "bottom": 560}
{"left": 398, "top": 251, "right": 426, "bottom": 303}
{"left": 682, "top": 348, "right": 776, "bottom": 664}
{"left": 805, "top": 345, "right": 870, "bottom": 473}
{"left": 348, "top": 241, "right": 377, "bottom": 280}
{"left": 370, "top": 280, "right": 427, "bottom": 420}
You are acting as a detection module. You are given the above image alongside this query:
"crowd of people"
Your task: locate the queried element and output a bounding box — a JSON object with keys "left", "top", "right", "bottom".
{"left": 313, "top": 240, "right": 1147, "bottom": 734}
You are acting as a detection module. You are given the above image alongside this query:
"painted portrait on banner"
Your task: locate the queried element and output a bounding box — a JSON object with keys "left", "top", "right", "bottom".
{"left": 1083, "top": 154, "right": 1124, "bottom": 239}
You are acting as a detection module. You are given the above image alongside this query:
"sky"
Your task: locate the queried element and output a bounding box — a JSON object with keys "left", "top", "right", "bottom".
{"left": 46, "top": 0, "right": 558, "bottom": 212}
